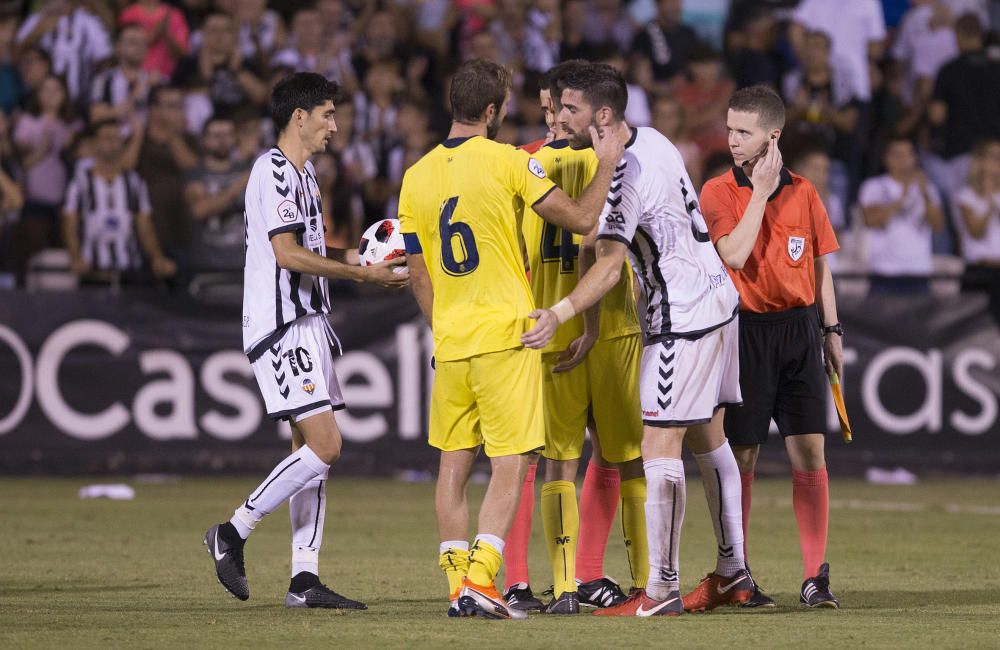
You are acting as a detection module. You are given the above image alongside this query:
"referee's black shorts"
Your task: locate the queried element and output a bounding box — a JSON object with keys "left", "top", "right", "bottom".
{"left": 724, "top": 305, "right": 828, "bottom": 446}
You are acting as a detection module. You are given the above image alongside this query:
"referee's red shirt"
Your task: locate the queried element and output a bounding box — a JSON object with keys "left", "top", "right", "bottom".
{"left": 701, "top": 166, "right": 839, "bottom": 314}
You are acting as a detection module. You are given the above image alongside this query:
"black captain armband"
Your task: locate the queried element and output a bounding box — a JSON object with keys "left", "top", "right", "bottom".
{"left": 821, "top": 323, "right": 844, "bottom": 337}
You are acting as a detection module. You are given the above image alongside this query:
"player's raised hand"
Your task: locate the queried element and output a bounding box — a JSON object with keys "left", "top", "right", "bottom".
{"left": 365, "top": 257, "right": 409, "bottom": 288}
{"left": 552, "top": 332, "right": 596, "bottom": 373}
{"left": 521, "top": 309, "right": 559, "bottom": 349}
{"left": 591, "top": 123, "right": 625, "bottom": 166}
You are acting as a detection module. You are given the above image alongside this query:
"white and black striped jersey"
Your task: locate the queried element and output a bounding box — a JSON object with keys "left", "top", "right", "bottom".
{"left": 242, "top": 148, "right": 331, "bottom": 358}
{"left": 17, "top": 8, "right": 111, "bottom": 101}
{"left": 89, "top": 66, "right": 156, "bottom": 117}
{"left": 597, "top": 127, "right": 739, "bottom": 343}
{"left": 63, "top": 165, "right": 151, "bottom": 272}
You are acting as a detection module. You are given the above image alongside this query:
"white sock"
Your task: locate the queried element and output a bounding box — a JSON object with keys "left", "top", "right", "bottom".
{"left": 473, "top": 533, "right": 505, "bottom": 555}
{"left": 694, "top": 441, "right": 746, "bottom": 576}
{"left": 644, "top": 457, "right": 685, "bottom": 600}
{"left": 231, "top": 445, "right": 330, "bottom": 538}
{"left": 440, "top": 540, "right": 470, "bottom": 554}
{"left": 290, "top": 471, "right": 329, "bottom": 577}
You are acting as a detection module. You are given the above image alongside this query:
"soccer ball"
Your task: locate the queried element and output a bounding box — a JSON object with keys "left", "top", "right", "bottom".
{"left": 359, "top": 218, "right": 406, "bottom": 272}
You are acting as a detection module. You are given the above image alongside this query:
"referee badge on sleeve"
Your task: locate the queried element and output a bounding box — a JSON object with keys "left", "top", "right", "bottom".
{"left": 788, "top": 236, "right": 805, "bottom": 262}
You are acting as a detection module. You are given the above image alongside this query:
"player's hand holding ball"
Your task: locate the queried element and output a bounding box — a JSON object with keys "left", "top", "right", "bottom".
{"left": 359, "top": 218, "right": 409, "bottom": 288}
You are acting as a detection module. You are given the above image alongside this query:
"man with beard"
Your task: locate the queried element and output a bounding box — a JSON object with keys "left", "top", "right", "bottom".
{"left": 398, "top": 58, "right": 624, "bottom": 620}
{"left": 183, "top": 117, "right": 251, "bottom": 274}
{"left": 523, "top": 63, "right": 751, "bottom": 617}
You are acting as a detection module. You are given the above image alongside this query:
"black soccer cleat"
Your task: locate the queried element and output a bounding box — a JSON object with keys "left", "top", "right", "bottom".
{"left": 800, "top": 562, "right": 840, "bottom": 609}
{"left": 577, "top": 576, "right": 628, "bottom": 608}
{"left": 543, "top": 590, "right": 580, "bottom": 614}
{"left": 203, "top": 523, "right": 249, "bottom": 601}
{"left": 740, "top": 568, "right": 777, "bottom": 609}
{"left": 503, "top": 582, "right": 545, "bottom": 612}
{"left": 285, "top": 585, "right": 368, "bottom": 609}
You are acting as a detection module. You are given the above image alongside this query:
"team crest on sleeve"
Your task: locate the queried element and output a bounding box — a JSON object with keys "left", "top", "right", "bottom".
{"left": 788, "top": 236, "right": 805, "bottom": 261}
{"left": 277, "top": 199, "right": 297, "bottom": 223}
{"left": 528, "top": 157, "right": 546, "bottom": 179}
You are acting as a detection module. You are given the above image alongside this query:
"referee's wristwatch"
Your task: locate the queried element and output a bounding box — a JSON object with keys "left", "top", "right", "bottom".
{"left": 821, "top": 323, "right": 844, "bottom": 337}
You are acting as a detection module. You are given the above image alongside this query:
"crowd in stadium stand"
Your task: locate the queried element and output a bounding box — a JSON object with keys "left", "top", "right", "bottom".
{"left": 0, "top": 0, "right": 997, "bottom": 303}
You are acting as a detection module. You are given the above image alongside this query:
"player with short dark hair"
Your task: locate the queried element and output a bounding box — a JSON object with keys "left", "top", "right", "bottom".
{"left": 524, "top": 62, "right": 752, "bottom": 617}
{"left": 202, "top": 71, "right": 406, "bottom": 610}
{"left": 399, "top": 58, "right": 625, "bottom": 620}
{"left": 698, "top": 83, "right": 843, "bottom": 609}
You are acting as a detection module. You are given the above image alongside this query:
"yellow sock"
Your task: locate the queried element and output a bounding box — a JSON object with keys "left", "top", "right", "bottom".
{"left": 620, "top": 477, "right": 649, "bottom": 589}
{"left": 541, "top": 480, "right": 579, "bottom": 597}
{"left": 438, "top": 545, "right": 470, "bottom": 597}
{"left": 466, "top": 538, "right": 504, "bottom": 587}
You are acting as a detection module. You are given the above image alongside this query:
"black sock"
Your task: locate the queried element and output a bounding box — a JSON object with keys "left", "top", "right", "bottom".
{"left": 218, "top": 522, "right": 245, "bottom": 547}
{"left": 290, "top": 571, "right": 321, "bottom": 593}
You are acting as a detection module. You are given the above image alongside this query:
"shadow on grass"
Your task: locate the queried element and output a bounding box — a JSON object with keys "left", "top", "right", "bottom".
{"left": 697, "top": 588, "right": 1000, "bottom": 615}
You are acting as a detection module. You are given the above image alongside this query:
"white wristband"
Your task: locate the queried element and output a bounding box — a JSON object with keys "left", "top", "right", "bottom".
{"left": 551, "top": 298, "right": 576, "bottom": 324}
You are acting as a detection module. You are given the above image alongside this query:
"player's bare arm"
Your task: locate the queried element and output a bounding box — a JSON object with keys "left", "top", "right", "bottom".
{"left": 271, "top": 231, "right": 408, "bottom": 288}
{"left": 815, "top": 254, "right": 843, "bottom": 382}
{"left": 533, "top": 124, "right": 625, "bottom": 234}
{"left": 715, "top": 137, "right": 782, "bottom": 270}
{"left": 522, "top": 238, "right": 627, "bottom": 349}
{"left": 405, "top": 252, "right": 434, "bottom": 327}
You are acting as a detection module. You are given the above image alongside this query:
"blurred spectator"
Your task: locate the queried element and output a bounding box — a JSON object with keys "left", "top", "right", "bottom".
{"left": 271, "top": 7, "right": 359, "bottom": 95}
{"left": 171, "top": 11, "right": 267, "bottom": 125}
{"left": 0, "top": 110, "right": 23, "bottom": 271}
{"left": 630, "top": 0, "right": 701, "bottom": 93}
{"left": 583, "top": 0, "right": 634, "bottom": 52}
{"left": 783, "top": 29, "right": 861, "bottom": 206}
{"left": 561, "top": 0, "right": 591, "bottom": 61}
{"left": 651, "top": 93, "right": 701, "bottom": 186}
{"left": 135, "top": 85, "right": 198, "bottom": 265}
{"left": 0, "top": 11, "right": 21, "bottom": 114}
{"left": 13, "top": 74, "right": 81, "bottom": 280}
{"left": 725, "top": 5, "right": 783, "bottom": 90}
{"left": 891, "top": 0, "right": 958, "bottom": 105}
{"left": 675, "top": 44, "right": 733, "bottom": 159}
{"left": 16, "top": 47, "right": 51, "bottom": 108}
{"left": 490, "top": 0, "right": 558, "bottom": 74}
{"left": 412, "top": 0, "right": 458, "bottom": 57}
{"left": 927, "top": 14, "right": 1000, "bottom": 202}
{"left": 182, "top": 116, "right": 249, "bottom": 272}
{"left": 791, "top": 147, "right": 846, "bottom": 230}
{"left": 17, "top": 0, "right": 111, "bottom": 103}
{"left": 119, "top": 0, "right": 190, "bottom": 79}
{"left": 859, "top": 137, "right": 945, "bottom": 294}
{"left": 89, "top": 23, "right": 158, "bottom": 126}
{"left": 62, "top": 119, "right": 176, "bottom": 282}
{"left": 790, "top": 0, "right": 886, "bottom": 102}
{"left": 953, "top": 140, "right": 1000, "bottom": 322}
{"left": 232, "top": 0, "right": 286, "bottom": 68}
{"left": 595, "top": 46, "right": 651, "bottom": 126}
{"left": 327, "top": 98, "right": 377, "bottom": 228}
{"left": 384, "top": 100, "right": 433, "bottom": 219}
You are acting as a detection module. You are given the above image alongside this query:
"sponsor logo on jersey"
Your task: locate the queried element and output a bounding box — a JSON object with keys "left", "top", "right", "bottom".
{"left": 302, "top": 378, "right": 315, "bottom": 395}
{"left": 528, "top": 157, "right": 546, "bottom": 179}
{"left": 788, "top": 236, "right": 805, "bottom": 261}
{"left": 277, "top": 199, "right": 297, "bottom": 223}
{"left": 643, "top": 409, "right": 659, "bottom": 417}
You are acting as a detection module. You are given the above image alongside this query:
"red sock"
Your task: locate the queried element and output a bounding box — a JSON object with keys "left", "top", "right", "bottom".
{"left": 740, "top": 471, "right": 753, "bottom": 564}
{"left": 575, "top": 462, "right": 620, "bottom": 583}
{"left": 503, "top": 463, "right": 536, "bottom": 590}
{"left": 792, "top": 467, "right": 829, "bottom": 580}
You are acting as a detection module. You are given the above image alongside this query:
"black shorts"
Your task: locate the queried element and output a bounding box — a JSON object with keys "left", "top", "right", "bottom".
{"left": 724, "top": 305, "right": 828, "bottom": 446}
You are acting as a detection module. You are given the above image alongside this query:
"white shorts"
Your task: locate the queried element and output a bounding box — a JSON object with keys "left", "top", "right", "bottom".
{"left": 640, "top": 317, "right": 742, "bottom": 427}
{"left": 248, "top": 314, "right": 345, "bottom": 422}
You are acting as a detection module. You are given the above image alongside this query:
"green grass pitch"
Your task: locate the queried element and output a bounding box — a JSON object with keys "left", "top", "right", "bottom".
{"left": 1, "top": 476, "right": 999, "bottom": 648}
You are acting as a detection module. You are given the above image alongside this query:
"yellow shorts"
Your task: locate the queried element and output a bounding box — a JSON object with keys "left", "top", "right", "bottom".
{"left": 541, "top": 333, "right": 642, "bottom": 464}
{"left": 429, "top": 347, "right": 545, "bottom": 458}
